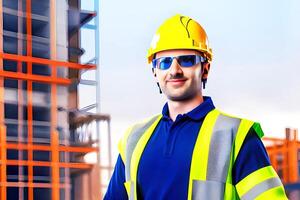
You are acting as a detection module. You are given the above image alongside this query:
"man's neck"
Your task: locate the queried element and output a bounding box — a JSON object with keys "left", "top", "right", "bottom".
{"left": 167, "top": 95, "right": 204, "bottom": 121}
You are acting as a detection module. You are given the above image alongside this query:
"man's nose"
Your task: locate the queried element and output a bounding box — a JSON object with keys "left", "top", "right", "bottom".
{"left": 169, "top": 58, "right": 183, "bottom": 76}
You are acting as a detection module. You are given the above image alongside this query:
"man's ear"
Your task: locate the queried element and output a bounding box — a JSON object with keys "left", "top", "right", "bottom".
{"left": 202, "top": 62, "right": 210, "bottom": 80}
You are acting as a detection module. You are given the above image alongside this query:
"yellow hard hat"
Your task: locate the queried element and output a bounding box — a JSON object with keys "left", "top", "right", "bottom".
{"left": 147, "top": 14, "right": 213, "bottom": 63}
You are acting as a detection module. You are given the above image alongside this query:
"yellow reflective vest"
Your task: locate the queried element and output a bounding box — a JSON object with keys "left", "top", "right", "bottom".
{"left": 118, "top": 109, "right": 288, "bottom": 200}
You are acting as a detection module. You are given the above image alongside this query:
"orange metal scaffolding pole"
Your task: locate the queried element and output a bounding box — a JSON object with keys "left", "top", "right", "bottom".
{"left": 0, "top": 52, "right": 96, "bottom": 70}
{"left": 0, "top": 0, "right": 7, "bottom": 199}
{"left": 0, "top": 127, "right": 7, "bottom": 200}
{"left": 50, "top": 0, "right": 60, "bottom": 199}
{"left": 6, "top": 160, "right": 94, "bottom": 169}
{"left": 0, "top": 70, "right": 71, "bottom": 85}
{"left": 6, "top": 142, "right": 98, "bottom": 153}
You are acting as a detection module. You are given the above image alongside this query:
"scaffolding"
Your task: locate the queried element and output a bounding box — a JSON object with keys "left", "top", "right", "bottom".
{"left": 263, "top": 128, "right": 300, "bottom": 199}
{"left": 0, "top": 0, "right": 110, "bottom": 199}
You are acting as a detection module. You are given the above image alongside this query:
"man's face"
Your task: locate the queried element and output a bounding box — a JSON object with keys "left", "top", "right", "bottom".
{"left": 153, "top": 49, "right": 204, "bottom": 101}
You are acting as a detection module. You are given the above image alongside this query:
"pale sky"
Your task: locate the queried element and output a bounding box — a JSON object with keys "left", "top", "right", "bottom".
{"left": 95, "top": 0, "right": 300, "bottom": 159}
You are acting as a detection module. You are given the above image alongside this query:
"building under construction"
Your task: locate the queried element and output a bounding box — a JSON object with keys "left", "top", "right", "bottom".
{"left": 0, "top": 0, "right": 112, "bottom": 200}
{"left": 264, "top": 128, "right": 300, "bottom": 200}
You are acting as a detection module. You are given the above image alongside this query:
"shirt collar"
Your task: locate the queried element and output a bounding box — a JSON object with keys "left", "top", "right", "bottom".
{"left": 162, "top": 96, "right": 215, "bottom": 121}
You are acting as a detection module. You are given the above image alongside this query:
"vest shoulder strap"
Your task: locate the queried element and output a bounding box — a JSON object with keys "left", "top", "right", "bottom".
{"left": 118, "top": 114, "right": 162, "bottom": 171}
{"left": 119, "top": 114, "right": 162, "bottom": 200}
{"left": 189, "top": 109, "right": 260, "bottom": 200}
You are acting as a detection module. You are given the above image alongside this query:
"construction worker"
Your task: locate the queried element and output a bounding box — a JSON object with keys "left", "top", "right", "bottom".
{"left": 104, "top": 14, "right": 288, "bottom": 200}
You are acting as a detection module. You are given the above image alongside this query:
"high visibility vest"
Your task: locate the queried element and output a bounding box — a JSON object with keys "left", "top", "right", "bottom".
{"left": 118, "top": 109, "right": 288, "bottom": 200}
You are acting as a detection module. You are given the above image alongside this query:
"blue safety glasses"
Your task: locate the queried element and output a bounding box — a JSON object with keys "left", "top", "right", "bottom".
{"left": 152, "top": 55, "right": 206, "bottom": 70}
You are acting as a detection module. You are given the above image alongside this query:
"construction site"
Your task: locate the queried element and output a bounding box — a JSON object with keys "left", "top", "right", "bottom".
{"left": 0, "top": 0, "right": 299, "bottom": 200}
{"left": 264, "top": 128, "right": 300, "bottom": 199}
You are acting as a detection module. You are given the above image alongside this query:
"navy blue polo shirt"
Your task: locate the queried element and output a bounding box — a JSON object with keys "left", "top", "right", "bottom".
{"left": 104, "top": 97, "right": 270, "bottom": 200}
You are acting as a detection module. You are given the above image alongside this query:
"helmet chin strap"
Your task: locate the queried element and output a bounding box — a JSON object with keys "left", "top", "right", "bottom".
{"left": 201, "top": 62, "right": 209, "bottom": 89}
{"left": 157, "top": 82, "right": 162, "bottom": 94}
{"left": 202, "top": 79, "right": 207, "bottom": 89}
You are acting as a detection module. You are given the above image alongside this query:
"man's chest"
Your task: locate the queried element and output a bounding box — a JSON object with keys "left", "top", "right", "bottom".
{"left": 136, "top": 121, "right": 202, "bottom": 199}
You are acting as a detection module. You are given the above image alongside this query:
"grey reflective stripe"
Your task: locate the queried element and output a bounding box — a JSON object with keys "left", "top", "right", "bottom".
{"left": 206, "top": 113, "right": 241, "bottom": 182}
{"left": 125, "top": 115, "right": 160, "bottom": 181}
{"left": 192, "top": 180, "right": 224, "bottom": 200}
{"left": 241, "top": 177, "right": 283, "bottom": 200}
{"left": 124, "top": 115, "right": 160, "bottom": 181}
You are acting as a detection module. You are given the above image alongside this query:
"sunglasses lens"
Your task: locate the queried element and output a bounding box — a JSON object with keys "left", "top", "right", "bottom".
{"left": 158, "top": 57, "right": 173, "bottom": 70}
{"left": 178, "top": 55, "right": 197, "bottom": 67}
{"left": 152, "top": 55, "right": 203, "bottom": 70}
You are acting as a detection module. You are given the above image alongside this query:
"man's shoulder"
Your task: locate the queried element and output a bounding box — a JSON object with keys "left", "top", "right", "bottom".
{"left": 127, "top": 114, "right": 162, "bottom": 135}
{"left": 118, "top": 114, "right": 162, "bottom": 161}
{"left": 215, "top": 109, "right": 245, "bottom": 120}
{"left": 119, "top": 114, "right": 162, "bottom": 141}
{"left": 214, "top": 109, "right": 257, "bottom": 124}
{"left": 134, "top": 114, "right": 162, "bottom": 126}
{"left": 215, "top": 109, "right": 264, "bottom": 138}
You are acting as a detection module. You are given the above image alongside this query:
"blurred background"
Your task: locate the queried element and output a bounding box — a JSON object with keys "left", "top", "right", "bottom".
{"left": 0, "top": 0, "right": 299, "bottom": 199}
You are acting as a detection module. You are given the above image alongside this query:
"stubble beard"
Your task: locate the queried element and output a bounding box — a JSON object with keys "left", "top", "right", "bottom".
{"left": 163, "top": 81, "right": 202, "bottom": 102}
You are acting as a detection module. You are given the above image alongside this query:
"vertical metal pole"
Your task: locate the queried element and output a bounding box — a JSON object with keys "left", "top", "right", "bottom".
{"left": 26, "top": 0, "right": 34, "bottom": 199}
{"left": 283, "top": 128, "right": 290, "bottom": 183}
{"left": 287, "top": 129, "right": 298, "bottom": 183}
{"left": 0, "top": 127, "right": 7, "bottom": 200}
{"left": 17, "top": 0, "right": 24, "bottom": 199}
{"left": 94, "top": 0, "right": 104, "bottom": 198}
{"left": 0, "top": 1, "right": 6, "bottom": 199}
{"left": 95, "top": 0, "right": 101, "bottom": 149}
{"left": 50, "top": 0, "right": 60, "bottom": 200}
{"left": 95, "top": 0, "right": 100, "bottom": 114}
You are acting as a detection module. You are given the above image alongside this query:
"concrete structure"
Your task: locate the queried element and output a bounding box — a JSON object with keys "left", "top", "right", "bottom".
{"left": 0, "top": 0, "right": 110, "bottom": 199}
